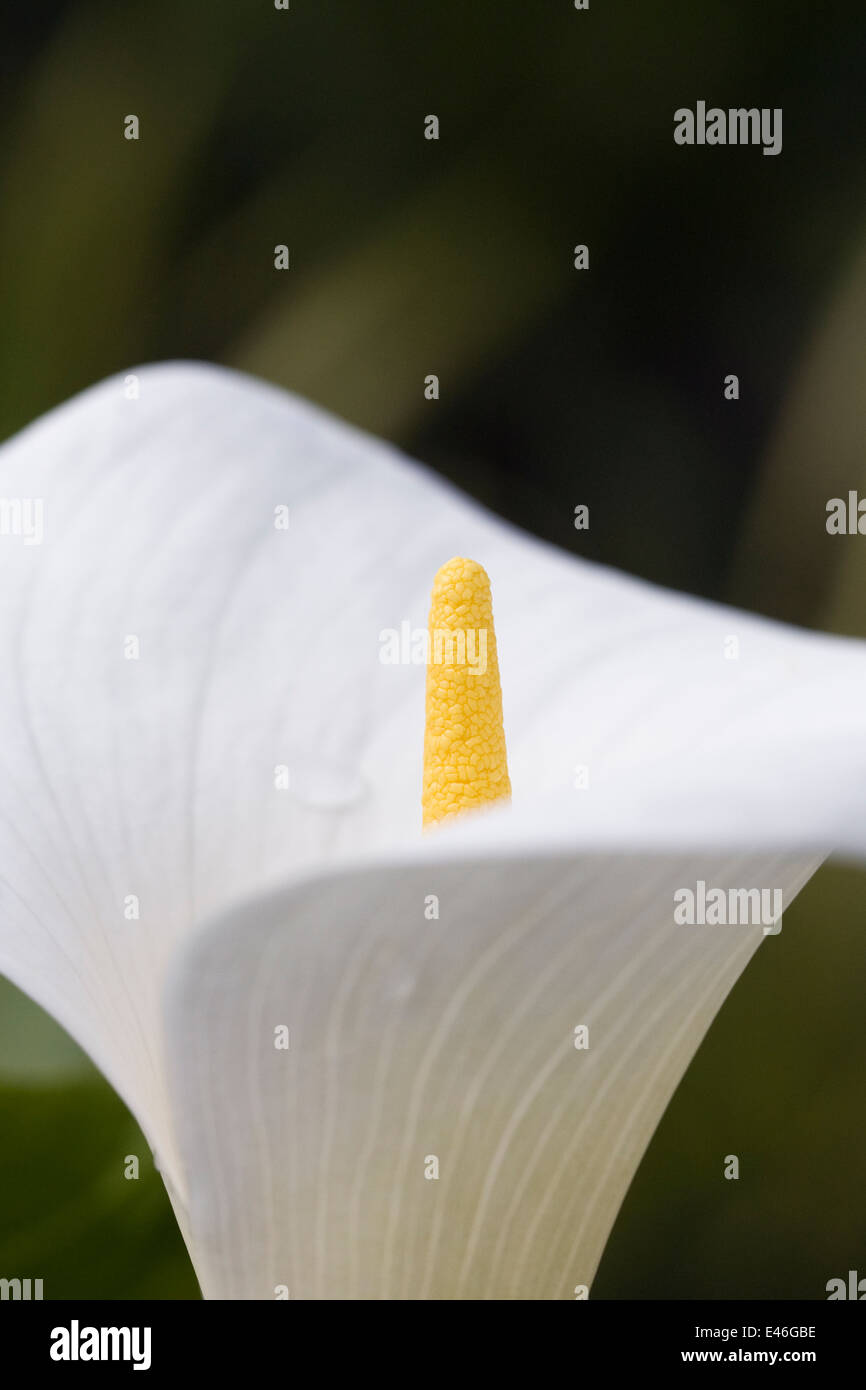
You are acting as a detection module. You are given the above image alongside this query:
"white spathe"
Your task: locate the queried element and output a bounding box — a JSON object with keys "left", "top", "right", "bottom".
{"left": 0, "top": 363, "right": 864, "bottom": 1298}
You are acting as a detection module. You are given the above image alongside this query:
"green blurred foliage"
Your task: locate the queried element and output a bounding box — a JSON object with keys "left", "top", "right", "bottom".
{"left": 596, "top": 863, "right": 866, "bottom": 1299}
{"left": 0, "top": 981, "right": 197, "bottom": 1298}
{"left": 1, "top": 0, "right": 863, "bottom": 603}
{"left": 1, "top": 0, "right": 865, "bottom": 1298}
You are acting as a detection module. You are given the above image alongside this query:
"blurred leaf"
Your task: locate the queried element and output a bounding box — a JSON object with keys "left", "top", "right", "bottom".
{"left": 730, "top": 236, "right": 866, "bottom": 628}
{"left": 0, "top": 0, "right": 246, "bottom": 441}
{"left": 595, "top": 861, "right": 866, "bottom": 1298}
{"left": 0, "top": 976, "right": 92, "bottom": 1085}
{"left": 0, "top": 1070, "right": 198, "bottom": 1298}
{"left": 231, "top": 127, "right": 569, "bottom": 439}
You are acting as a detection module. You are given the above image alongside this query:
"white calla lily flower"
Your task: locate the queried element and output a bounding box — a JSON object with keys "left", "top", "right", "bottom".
{"left": 1, "top": 362, "right": 864, "bottom": 1299}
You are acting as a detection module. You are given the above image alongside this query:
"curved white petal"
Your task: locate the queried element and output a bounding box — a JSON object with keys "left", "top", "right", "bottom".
{"left": 0, "top": 362, "right": 864, "bottom": 1295}
{"left": 165, "top": 849, "right": 817, "bottom": 1300}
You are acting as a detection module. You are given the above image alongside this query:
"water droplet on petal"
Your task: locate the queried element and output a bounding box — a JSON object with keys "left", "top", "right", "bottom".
{"left": 389, "top": 974, "right": 417, "bottom": 1003}
{"left": 288, "top": 758, "right": 368, "bottom": 811}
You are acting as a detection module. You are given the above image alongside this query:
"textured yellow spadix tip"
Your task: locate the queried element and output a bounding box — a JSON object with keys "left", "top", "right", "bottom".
{"left": 422, "top": 557, "right": 511, "bottom": 828}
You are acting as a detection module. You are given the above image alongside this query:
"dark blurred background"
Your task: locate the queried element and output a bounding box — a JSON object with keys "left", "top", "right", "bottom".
{"left": 0, "top": 0, "right": 865, "bottom": 1298}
